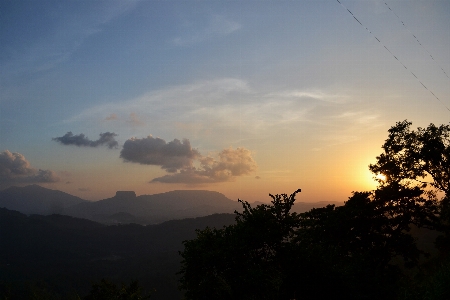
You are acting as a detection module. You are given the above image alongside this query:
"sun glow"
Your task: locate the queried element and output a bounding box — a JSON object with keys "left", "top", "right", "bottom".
{"left": 376, "top": 174, "right": 386, "bottom": 181}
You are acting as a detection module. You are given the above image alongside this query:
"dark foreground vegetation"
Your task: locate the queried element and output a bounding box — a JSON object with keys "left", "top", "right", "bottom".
{"left": 179, "top": 120, "right": 450, "bottom": 300}
{"left": 0, "top": 209, "right": 235, "bottom": 299}
{"left": 2, "top": 120, "right": 450, "bottom": 299}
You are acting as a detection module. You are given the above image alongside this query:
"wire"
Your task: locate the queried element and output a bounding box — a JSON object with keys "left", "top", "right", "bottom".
{"left": 384, "top": 1, "right": 449, "bottom": 79}
{"left": 335, "top": 0, "right": 450, "bottom": 112}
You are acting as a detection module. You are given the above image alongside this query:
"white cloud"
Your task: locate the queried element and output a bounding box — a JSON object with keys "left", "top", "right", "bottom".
{"left": 266, "top": 90, "right": 349, "bottom": 104}
{"left": 66, "top": 78, "right": 379, "bottom": 152}
{"left": 68, "top": 78, "right": 335, "bottom": 129}
{"left": 172, "top": 14, "right": 241, "bottom": 46}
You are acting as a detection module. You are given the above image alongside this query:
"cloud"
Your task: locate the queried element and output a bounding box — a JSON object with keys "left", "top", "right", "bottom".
{"left": 127, "top": 113, "right": 145, "bottom": 126}
{"left": 120, "top": 136, "right": 200, "bottom": 172}
{"left": 66, "top": 78, "right": 367, "bottom": 150}
{"left": 104, "top": 113, "right": 119, "bottom": 121}
{"left": 53, "top": 132, "right": 118, "bottom": 149}
{"left": 103, "top": 113, "right": 144, "bottom": 126}
{"left": 32, "top": 169, "right": 60, "bottom": 183}
{"left": 173, "top": 14, "right": 241, "bottom": 46}
{"left": 67, "top": 78, "right": 345, "bottom": 133}
{"left": 267, "top": 90, "right": 348, "bottom": 104}
{"left": 151, "top": 147, "right": 257, "bottom": 184}
{"left": 120, "top": 134, "right": 257, "bottom": 184}
{"left": 0, "top": 150, "right": 60, "bottom": 184}
{"left": 199, "top": 147, "right": 257, "bottom": 177}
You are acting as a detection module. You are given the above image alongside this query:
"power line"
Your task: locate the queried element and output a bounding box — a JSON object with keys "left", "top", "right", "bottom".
{"left": 384, "top": 1, "right": 449, "bottom": 79}
{"left": 335, "top": 0, "right": 450, "bottom": 112}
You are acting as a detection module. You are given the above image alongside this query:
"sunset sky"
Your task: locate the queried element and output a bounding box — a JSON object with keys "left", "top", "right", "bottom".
{"left": 1, "top": 0, "right": 449, "bottom": 203}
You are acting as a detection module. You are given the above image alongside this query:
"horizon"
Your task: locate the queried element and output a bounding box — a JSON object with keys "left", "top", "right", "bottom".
{"left": 1, "top": 1, "right": 449, "bottom": 203}
{"left": 0, "top": 184, "right": 345, "bottom": 205}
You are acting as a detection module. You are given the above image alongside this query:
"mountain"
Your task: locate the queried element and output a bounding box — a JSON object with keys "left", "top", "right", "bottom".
{"left": 0, "top": 207, "right": 236, "bottom": 299}
{"left": 0, "top": 186, "right": 242, "bottom": 224}
{"left": 65, "top": 189, "right": 242, "bottom": 224}
{"left": 0, "top": 185, "right": 342, "bottom": 225}
{"left": 0, "top": 184, "right": 87, "bottom": 215}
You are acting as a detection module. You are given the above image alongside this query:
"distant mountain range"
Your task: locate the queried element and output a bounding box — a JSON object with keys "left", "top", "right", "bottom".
{"left": 0, "top": 185, "right": 86, "bottom": 215}
{"left": 0, "top": 185, "right": 342, "bottom": 225}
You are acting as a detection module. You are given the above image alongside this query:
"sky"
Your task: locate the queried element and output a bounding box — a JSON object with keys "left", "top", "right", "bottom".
{"left": 1, "top": 0, "right": 449, "bottom": 203}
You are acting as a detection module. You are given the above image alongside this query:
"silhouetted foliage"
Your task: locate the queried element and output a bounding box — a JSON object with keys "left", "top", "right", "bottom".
{"left": 398, "top": 254, "right": 450, "bottom": 300}
{"left": 179, "top": 121, "right": 450, "bottom": 299}
{"left": 179, "top": 190, "right": 301, "bottom": 300}
{"left": 369, "top": 120, "right": 450, "bottom": 249}
{"left": 84, "top": 279, "right": 151, "bottom": 300}
{"left": 369, "top": 120, "right": 450, "bottom": 195}
{"left": 179, "top": 187, "right": 438, "bottom": 299}
{"left": 0, "top": 207, "right": 236, "bottom": 299}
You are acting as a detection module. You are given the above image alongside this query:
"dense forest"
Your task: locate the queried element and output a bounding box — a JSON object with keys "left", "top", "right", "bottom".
{"left": 2, "top": 120, "right": 450, "bottom": 299}
{"left": 0, "top": 208, "right": 236, "bottom": 299}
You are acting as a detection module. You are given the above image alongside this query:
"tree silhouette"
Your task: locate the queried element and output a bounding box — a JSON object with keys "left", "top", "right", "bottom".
{"left": 370, "top": 120, "right": 450, "bottom": 196}
{"left": 369, "top": 120, "right": 449, "bottom": 248}
{"left": 179, "top": 121, "right": 446, "bottom": 299}
{"left": 179, "top": 188, "right": 437, "bottom": 299}
{"left": 84, "top": 279, "right": 151, "bottom": 300}
{"left": 179, "top": 190, "right": 301, "bottom": 300}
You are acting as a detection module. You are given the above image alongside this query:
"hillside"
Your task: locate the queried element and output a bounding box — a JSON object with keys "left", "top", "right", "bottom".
{"left": 0, "top": 207, "right": 236, "bottom": 299}
{"left": 0, "top": 185, "right": 87, "bottom": 215}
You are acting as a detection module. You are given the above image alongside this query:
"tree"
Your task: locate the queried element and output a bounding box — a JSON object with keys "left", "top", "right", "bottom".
{"left": 368, "top": 120, "right": 450, "bottom": 204}
{"left": 369, "top": 120, "right": 449, "bottom": 246}
{"left": 179, "top": 188, "right": 435, "bottom": 299}
{"left": 179, "top": 190, "right": 301, "bottom": 300}
{"left": 295, "top": 185, "right": 439, "bottom": 299}
{"left": 84, "top": 279, "right": 151, "bottom": 300}
{"left": 179, "top": 120, "right": 446, "bottom": 299}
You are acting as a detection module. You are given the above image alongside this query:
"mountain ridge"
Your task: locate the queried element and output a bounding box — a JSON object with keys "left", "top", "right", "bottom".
{"left": 0, "top": 184, "right": 87, "bottom": 215}
{"left": 0, "top": 185, "right": 342, "bottom": 225}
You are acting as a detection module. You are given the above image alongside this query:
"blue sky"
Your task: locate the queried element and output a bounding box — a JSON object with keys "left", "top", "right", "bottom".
{"left": 1, "top": 0, "right": 449, "bottom": 202}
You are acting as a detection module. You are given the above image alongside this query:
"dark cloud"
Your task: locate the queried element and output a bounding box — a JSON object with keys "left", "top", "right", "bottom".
{"left": 120, "top": 135, "right": 257, "bottom": 184}
{"left": 31, "top": 169, "right": 60, "bottom": 183}
{"left": 151, "top": 147, "right": 257, "bottom": 184}
{"left": 0, "top": 150, "right": 60, "bottom": 185}
{"left": 52, "top": 132, "right": 118, "bottom": 149}
{"left": 151, "top": 168, "right": 216, "bottom": 184}
{"left": 120, "top": 136, "right": 200, "bottom": 172}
